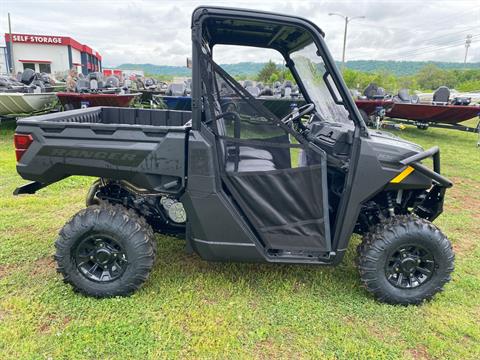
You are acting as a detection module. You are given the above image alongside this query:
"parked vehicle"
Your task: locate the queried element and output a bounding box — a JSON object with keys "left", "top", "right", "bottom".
{"left": 14, "top": 7, "right": 454, "bottom": 304}
{"left": 0, "top": 69, "right": 57, "bottom": 116}
{"left": 56, "top": 92, "right": 138, "bottom": 109}
{"left": 355, "top": 83, "right": 480, "bottom": 132}
{"left": 57, "top": 72, "right": 140, "bottom": 110}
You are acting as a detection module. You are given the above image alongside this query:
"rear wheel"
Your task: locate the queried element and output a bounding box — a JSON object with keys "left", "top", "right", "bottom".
{"left": 55, "top": 203, "right": 156, "bottom": 297}
{"left": 357, "top": 215, "right": 454, "bottom": 305}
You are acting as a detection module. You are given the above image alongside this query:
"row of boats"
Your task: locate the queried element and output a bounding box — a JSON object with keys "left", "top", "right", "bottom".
{"left": 1, "top": 70, "right": 479, "bottom": 132}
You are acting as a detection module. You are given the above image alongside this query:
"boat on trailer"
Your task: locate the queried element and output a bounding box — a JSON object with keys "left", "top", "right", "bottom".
{"left": 57, "top": 72, "right": 140, "bottom": 110}
{"left": 0, "top": 69, "right": 58, "bottom": 117}
{"left": 355, "top": 85, "right": 480, "bottom": 132}
{"left": 56, "top": 92, "right": 139, "bottom": 109}
{"left": 0, "top": 92, "right": 57, "bottom": 116}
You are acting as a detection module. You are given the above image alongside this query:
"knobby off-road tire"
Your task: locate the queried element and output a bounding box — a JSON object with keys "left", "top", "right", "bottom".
{"left": 55, "top": 203, "right": 156, "bottom": 297}
{"left": 357, "top": 215, "right": 454, "bottom": 305}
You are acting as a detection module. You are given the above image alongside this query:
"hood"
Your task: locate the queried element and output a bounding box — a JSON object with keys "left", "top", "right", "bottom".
{"left": 368, "top": 129, "right": 424, "bottom": 164}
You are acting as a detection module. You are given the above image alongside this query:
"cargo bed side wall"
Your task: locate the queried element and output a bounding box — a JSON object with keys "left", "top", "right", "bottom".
{"left": 15, "top": 107, "right": 190, "bottom": 194}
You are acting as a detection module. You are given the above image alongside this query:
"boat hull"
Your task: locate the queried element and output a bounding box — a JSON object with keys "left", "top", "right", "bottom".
{"left": 0, "top": 92, "right": 57, "bottom": 116}
{"left": 355, "top": 99, "right": 394, "bottom": 116}
{"left": 388, "top": 102, "right": 480, "bottom": 124}
{"left": 56, "top": 92, "right": 139, "bottom": 109}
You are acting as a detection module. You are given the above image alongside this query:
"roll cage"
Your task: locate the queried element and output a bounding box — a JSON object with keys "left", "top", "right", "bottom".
{"left": 190, "top": 6, "right": 369, "bottom": 135}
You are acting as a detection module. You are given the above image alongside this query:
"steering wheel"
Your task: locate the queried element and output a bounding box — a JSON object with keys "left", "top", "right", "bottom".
{"left": 280, "top": 103, "right": 315, "bottom": 125}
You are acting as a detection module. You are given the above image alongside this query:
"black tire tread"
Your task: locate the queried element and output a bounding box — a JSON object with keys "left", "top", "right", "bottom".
{"left": 54, "top": 203, "right": 156, "bottom": 297}
{"left": 357, "top": 215, "right": 454, "bottom": 305}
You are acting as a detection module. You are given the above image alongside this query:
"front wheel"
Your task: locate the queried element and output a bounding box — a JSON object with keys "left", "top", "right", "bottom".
{"left": 357, "top": 215, "right": 454, "bottom": 305}
{"left": 55, "top": 203, "right": 156, "bottom": 297}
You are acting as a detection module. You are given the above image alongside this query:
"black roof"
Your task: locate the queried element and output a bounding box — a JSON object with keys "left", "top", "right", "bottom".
{"left": 192, "top": 6, "right": 325, "bottom": 55}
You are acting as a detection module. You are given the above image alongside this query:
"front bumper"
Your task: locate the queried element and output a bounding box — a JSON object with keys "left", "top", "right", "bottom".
{"left": 400, "top": 146, "right": 452, "bottom": 221}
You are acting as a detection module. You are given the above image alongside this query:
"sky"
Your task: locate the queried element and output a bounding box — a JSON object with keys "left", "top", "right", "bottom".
{"left": 1, "top": 0, "right": 479, "bottom": 67}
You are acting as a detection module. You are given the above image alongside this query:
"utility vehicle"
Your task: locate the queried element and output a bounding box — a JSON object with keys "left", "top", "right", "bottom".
{"left": 14, "top": 7, "right": 454, "bottom": 304}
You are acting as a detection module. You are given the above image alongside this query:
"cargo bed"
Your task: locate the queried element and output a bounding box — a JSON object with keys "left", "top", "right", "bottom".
{"left": 15, "top": 107, "right": 192, "bottom": 193}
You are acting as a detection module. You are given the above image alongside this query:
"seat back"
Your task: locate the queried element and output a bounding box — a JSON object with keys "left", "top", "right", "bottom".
{"left": 363, "top": 83, "right": 379, "bottom": 99}
{"left": 397, "top": 88, "right": 412, "bottom": 102}
{"left": 433, "top": 86, "right": 450, "bottom": 103}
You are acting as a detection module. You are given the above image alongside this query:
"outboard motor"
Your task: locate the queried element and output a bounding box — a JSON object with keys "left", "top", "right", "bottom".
{"left": 259, "top": 86, "right": 273, "bottom": 97}
{"left": 291, "top": 85, "right": 300, "bottom": 98}
{"left": 282, "top": 80, "right": 293, "bottom": 97}
{"left": 167, "top": 83, "right": 187, "bottom": 96}
{"left": 29, "top": 73, "right": 46, "bottom": 93}
{"left": 246, "top": 86, "right": 260, "bottom": 97}
{"left": 451, "top": 97, "right": 471, "bottom": 106}
{"left": 433, "top": 86, "right": 450, "bottom": 104}
{"left": 273, "top": 81, "right": 282, "bottom": 97}
{"left": 75, "top": 78, "right": 91, "bottom": 93}
{"left": 0, "top": 76, "right": 10, "bottom": 88}
{"left": 88, "top": 72, "right": 104, "bottom": 90}
{"left": 105, "top": 76, "right": 120, "bottom": 88}
{"left": 20, "top": 69, "right": 36, "bottom": 85}
{"left": 144, "top": 78, "right": 156, "bottom": 89}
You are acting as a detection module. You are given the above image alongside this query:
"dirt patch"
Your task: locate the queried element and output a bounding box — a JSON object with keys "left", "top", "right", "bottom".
{"left": 31, "top": 256, "right": 56, "bottom": 276}
{"left": 444, "top": 177, "right": 480, "bottom": 255}
{"left": 0, "top": 264, "right": 14, "bottom": 279}
{"left": 253, "top": 338, "right": 301, "bottom": 360}
{"left": 38, "top": 313, "right": 56, "bottom": 333}
{"left": 404, "top": 345, "right": 432, "bottom": 360}
{"left": 447, "top": 177, "right": 480, "bottom": 213}
{"left": 37, "top": 314, "right": 72, "bottom": 334}
{"left": 253, "top": 339, "right": 276, "bottom": 360}
{"left": 0, "top": 308, "right": 12, "bottom": 322}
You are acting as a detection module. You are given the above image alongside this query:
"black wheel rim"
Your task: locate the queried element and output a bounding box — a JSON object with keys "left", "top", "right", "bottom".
{"left": 74, "top": 234, "right": 128, "bottom": 282}
{"left": 385, "top": 244, "right": 435, "bottom": 289}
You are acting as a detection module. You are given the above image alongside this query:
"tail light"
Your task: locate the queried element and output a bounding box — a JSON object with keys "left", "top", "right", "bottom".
{"left": 14, "top": 133, "right": 33, "bottom": 162}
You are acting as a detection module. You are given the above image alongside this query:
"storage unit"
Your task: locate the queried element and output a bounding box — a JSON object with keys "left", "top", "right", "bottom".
{"left": 4, "top": 33, "right": 102, "bottom": 76}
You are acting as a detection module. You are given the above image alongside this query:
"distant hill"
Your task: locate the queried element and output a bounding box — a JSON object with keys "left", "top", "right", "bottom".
{"left": 343, "top": 60, "right": 480, "bottom": 76}
{"left": 115, "top": 62, "right": 264, "bottom": 78}
{"left": 115, "top": 60, "right": 480, "bottom": 77}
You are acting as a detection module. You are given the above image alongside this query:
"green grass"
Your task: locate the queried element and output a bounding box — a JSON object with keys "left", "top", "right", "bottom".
{"left": 1, "top": 119, "right": 479, "bottom": 359}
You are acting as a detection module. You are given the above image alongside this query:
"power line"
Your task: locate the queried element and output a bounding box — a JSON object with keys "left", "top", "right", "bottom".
{"left": 384, "top": 35, "right": 479, "bottom": 60}
{"left": 378, "top": 34, "right": 479, "bottom": 59}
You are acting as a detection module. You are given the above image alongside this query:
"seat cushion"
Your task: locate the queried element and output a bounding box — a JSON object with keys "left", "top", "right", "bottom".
{"left": 226, "top": 158, "right": 276, "bottom": 172}
{"left": 231, "top": 146, "right": 273, "bottom": 161}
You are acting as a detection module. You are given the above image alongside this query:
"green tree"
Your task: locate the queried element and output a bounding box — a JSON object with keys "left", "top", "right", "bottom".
{"left": 256, "top": 60, "right": 280, "bottom": 83}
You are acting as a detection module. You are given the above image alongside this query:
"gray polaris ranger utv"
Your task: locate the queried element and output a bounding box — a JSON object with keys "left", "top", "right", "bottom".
{"left": 14, "top": 7, "right": 454, "bottom": 304}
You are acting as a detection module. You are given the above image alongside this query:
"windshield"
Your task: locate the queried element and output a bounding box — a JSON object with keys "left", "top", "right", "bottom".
{"left": 291, "top": 42, "right": 351, "bottom": 124}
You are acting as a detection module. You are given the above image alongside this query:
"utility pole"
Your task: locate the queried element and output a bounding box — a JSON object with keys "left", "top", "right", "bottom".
{"left": 328, "top": 13, "right": 365, "bottom": 69}
{"left": 464, "top": 34, "right": 473, "bottom": 67}
{"left": 8, "top": 13, "right": 15, "bottom": 75}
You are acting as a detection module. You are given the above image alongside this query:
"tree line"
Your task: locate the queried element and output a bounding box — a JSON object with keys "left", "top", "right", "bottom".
{"left": 254, "top": 61, "right": 480, "bottom": 93}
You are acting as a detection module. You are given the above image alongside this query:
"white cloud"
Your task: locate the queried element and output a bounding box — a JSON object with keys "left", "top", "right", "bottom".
{"left": 1, "top": 0, "right": 479, "bottom": 66}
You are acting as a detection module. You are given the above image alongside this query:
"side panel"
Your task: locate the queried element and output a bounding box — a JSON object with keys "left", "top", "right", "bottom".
{"left": 16, "top": 123, "right": 187, "bottom": 194}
